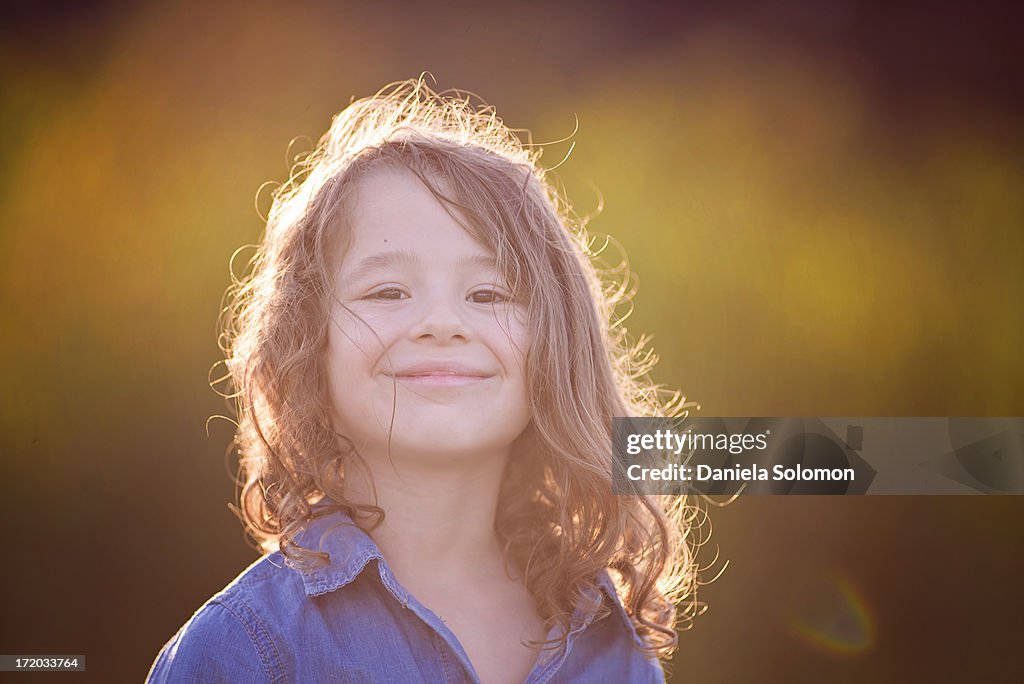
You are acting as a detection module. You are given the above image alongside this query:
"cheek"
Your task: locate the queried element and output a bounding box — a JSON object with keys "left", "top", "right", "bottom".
{"left": 491, "top": 307, "right": 531, "bottom": 362}
{"left": 497, "top": 323, "right": 531, "bottom": 385}
{"left": 324, "top": 328, "right": 385, "bottom": 436}
{"left": 327, "top": 306, "right": 394, "bottom": 363}
{"left": 324, "top": 312, "right": 381, "bottom": 420}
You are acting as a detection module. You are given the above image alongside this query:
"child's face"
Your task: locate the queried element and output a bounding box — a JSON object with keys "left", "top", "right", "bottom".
{"left": 326, "top": 165, "right": 532, "bottom": 466}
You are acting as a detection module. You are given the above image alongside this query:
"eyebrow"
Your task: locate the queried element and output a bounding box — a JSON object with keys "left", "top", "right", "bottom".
{"left": 344, "top": 249, "right": 497, "bottom": 282}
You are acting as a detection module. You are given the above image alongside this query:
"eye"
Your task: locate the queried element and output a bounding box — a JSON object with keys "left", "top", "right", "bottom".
{"left": 468, "top": 288, "right": 511, "bottom": 304}
{"left": 365, "top": 287, "right": 408, "bottom": 301}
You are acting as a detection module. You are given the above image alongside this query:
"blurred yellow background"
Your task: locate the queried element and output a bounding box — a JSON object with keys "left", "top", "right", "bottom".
{"left": 1, "top": 1, "right": 1021, "bottom": 680}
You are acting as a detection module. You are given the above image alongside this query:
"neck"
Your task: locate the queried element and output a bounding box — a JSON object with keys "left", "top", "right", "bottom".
{"left": 342, "top": 446, "right": 510, "bottom": 579}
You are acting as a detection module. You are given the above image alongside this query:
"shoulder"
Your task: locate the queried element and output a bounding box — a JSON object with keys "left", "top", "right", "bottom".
{"left": 146, "top": 554, "right": 301, "bottom": 684}
{"left": 147, "top": 510, "right": 390, "bottom": 682}
{"left": 575, "top": 614, "right": 667, "bottom": 684}
{"left": 147, "top": 601, "right": 275, "bottom": 684}
{"left": 577, "top": 571, "right": 668, "bottom": 683}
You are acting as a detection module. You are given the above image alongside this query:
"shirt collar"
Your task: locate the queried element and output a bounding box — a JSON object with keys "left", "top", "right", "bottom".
{"left": 289, "top": 503, "right": 385, "bottom": 599}
{"left": 287, "top": 503, "right": 643, "bottom": 642}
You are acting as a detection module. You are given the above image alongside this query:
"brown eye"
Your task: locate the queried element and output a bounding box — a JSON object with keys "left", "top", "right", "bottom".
{"left": 468, "top": 289, "right": 510, "bottom": 304}
{"left": 367, "top": 288, "right": 408, "bottom": 301}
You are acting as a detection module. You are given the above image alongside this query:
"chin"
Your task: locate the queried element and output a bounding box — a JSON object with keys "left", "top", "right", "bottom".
{"left": 341, "top": 404, "right": 532, "bottom": 461}
{"left": 378, "top": 421, "right": 521, "bottom": 458}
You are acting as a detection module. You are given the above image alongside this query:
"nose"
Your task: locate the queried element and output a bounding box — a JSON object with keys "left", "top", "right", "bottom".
{"left": 408, "top": 293, "right": 471, "bottom": 343}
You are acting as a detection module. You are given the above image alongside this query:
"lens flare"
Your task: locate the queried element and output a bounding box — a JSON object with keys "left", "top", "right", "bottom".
{"left": 789, "top": 574, "right": 875, "bottom": 655}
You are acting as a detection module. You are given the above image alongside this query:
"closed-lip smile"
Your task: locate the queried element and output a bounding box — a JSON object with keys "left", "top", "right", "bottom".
{"left": 384, "top": 362, "right": 494, "bottom": 386}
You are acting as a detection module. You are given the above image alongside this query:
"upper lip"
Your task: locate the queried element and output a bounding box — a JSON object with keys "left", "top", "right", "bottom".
{"left": 387, "top": 362, "right": 494, "bottom": 378}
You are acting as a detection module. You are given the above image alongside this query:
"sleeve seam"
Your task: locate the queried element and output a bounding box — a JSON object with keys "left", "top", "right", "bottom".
{"left": 210, "top": 598, "right": 286, "bottom": 683}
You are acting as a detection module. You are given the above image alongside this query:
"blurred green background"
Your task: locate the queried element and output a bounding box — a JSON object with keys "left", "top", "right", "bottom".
{"left": 1, "top": 0, "right": 1022, "bottom": 681}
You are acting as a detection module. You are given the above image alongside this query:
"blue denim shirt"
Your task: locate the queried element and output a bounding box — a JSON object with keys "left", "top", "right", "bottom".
{"left": 147, "top": 507, "right": 666, "bottom": 683}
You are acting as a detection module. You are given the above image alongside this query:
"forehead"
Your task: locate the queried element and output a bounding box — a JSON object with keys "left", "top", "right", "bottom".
{"left": 339, "top": 164, "right": 493, "bottom": 266}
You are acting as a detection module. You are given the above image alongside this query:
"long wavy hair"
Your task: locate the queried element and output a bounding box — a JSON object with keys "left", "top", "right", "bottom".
{"left": 218, "top": 77, "right": 705, "bottom": 658}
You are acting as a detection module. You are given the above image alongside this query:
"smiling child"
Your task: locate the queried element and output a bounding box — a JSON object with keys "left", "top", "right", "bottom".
{"left": 147, "top": 77, "right": 700, "bottom": 684}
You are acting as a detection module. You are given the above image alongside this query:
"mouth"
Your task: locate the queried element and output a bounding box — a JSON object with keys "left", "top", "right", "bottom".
{"left": 390, "top": 373, "right": 493, "bottom": 387}
{"left": 384, "top": 364, "right": 495, "bottom": 387}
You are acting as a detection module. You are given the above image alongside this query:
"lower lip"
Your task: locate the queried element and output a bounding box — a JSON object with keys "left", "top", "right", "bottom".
{"left": 390, "top": 374, "right": 493, "bottom": 387}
